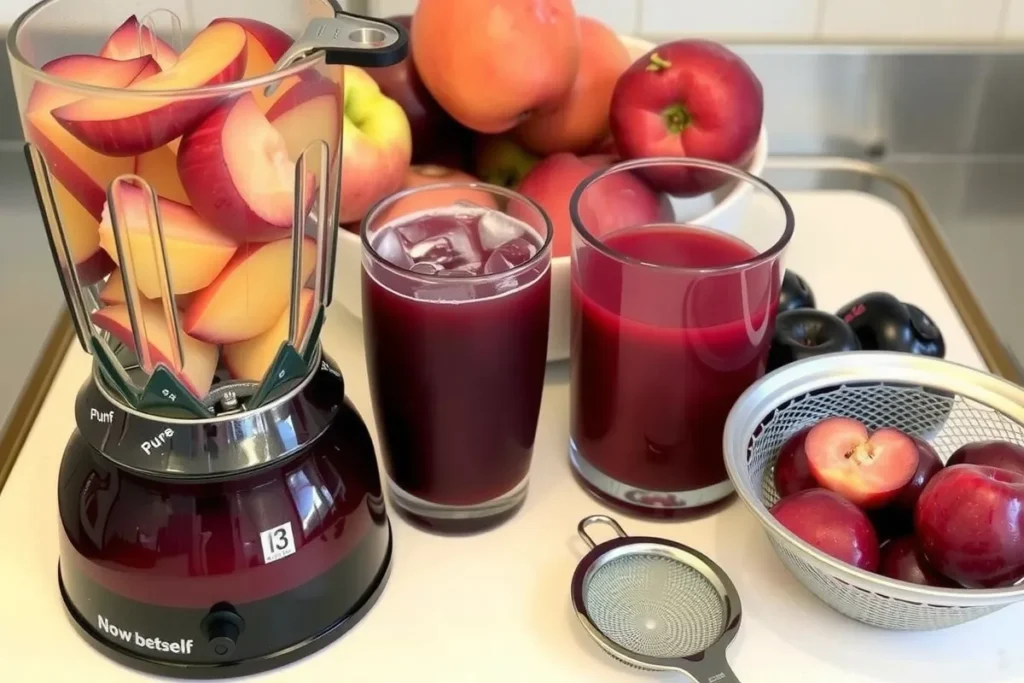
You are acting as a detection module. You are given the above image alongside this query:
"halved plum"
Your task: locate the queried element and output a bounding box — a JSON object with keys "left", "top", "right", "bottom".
{"left": 804, "top": 417, "right": 920, "bottom": 509}
{"left": 870, "top": 437, "right": 945, "bottom": 539}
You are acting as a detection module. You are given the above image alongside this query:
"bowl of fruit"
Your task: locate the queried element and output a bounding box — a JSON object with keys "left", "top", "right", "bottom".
{"left": 724, "top": 351, "right": 1024, "bottom": 630}
{"left": 332, "top": 0, "right": 768, "bottom": 361}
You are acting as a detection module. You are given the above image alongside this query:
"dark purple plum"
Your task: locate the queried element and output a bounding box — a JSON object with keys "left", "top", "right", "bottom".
{"left": 948, "top": 440, "right": 1024, "bottom": 476}
{"left": 878, "top": 536, "right": 958, "bottom": 587}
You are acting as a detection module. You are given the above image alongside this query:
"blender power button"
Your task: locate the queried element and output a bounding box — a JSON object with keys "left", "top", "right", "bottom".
{"left": 201, "top": 606, "right": 245, "bottom": 657}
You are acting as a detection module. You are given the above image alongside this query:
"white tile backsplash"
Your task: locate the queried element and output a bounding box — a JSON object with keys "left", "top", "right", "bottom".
{"left": 368, "top": 0, "right": 638, "bottom": 29}
{"left": 820, "top": 0, "right": 1004, "bottom": 41}
{"left": 3, "top": 0, "right": 1020, "bottom": 43}
{"left": 367, "top": 0, "right": 419, "bottom": 17}
{"left": 572, "top": 0, "right": 639, "bottom": 33}
{"left": 1002, "top": 0, "right": 1024, "bottom": 38}
{"left": 641, "top": 0, "right": 820, "bottom": 39}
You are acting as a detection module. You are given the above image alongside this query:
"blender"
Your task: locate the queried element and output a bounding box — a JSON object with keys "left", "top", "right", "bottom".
{"left": 8, "top": 0, "right": 406, "bottom": 676}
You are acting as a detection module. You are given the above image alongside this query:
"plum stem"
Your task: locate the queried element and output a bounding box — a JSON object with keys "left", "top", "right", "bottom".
{"left": 846, "top": 443, "right": 874, "bottom": 464}
{"left": 646, "top": 52, "right": 672, "bottom": 72}
{"left": 661, "top": 103, "right": 691, "bottom": 134}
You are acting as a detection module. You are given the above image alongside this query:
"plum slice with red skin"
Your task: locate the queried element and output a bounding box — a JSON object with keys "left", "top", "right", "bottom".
{"left": 805, "top": 417, "right": 919, "bottom": 509}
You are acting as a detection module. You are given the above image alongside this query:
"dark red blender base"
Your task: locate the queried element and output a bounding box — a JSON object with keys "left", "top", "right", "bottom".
{"left": 58, "top": 531, "right": 393, "bottom": 679}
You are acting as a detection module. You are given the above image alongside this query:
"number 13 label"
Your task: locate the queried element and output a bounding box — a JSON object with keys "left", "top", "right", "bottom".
{"left": 260, "top": 522, "right": 297, "bottom": 564}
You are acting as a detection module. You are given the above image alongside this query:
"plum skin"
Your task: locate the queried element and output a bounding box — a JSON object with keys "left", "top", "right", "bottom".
{"left": 870, "top": 438, "right": 944, "bottom": 540}
{"left": 770, "top": 488, "right": 880, "bottom": 572}
{"left": 772, "top": 426, "right": 816, "bottom": 498}
{"left": 878, "top": 536, "right": 958, "bottom": 587}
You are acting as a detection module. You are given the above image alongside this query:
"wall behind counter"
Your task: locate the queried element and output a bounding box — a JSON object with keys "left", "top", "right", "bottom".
{"left": 363, "top": 0, "right": 1024, "bottom": 42}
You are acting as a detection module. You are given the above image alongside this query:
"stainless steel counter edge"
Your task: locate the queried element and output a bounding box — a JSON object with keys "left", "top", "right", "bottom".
{"left": 763, "top": 156, "right": 1020, "bottom": 382}
{"left": 0, "top": 156, "right": 1013, "bottom": 494}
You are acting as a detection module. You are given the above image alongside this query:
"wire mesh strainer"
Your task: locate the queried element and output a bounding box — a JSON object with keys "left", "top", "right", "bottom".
{"left": 571, "top": 515, "right": 742, "bottom": 681}
{"left": 724, "top": 350, "right": 1024, "bottom": 631}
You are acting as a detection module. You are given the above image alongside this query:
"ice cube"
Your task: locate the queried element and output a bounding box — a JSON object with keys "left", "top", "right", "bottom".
{"left": 483, "top": 238, "right": 536, "bottom": 275}
{"left": 406, "top": 222, "right": 484, "bottom": 271}
{"left": 396, "top": 219, "right": 433, "bottom": 246}
{"left": 374, "top": 229, "right": 412, "bottom": 269}
{"left": 478, "top": 210, "right": 526, "bottom": 250}
{"left": 495, "top": 276, "right": 519, "bottom": 292}
{"left": 413, "top": 283, "right": 474, "bottom": 302}
{"left": 439, "top": 263, "right": 483, "bottom": 277}
{"left": 410, "top": 262, "right": 442, "bottom": 275}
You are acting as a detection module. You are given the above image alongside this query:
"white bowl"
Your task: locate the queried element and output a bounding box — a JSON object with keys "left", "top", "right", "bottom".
{"left": 331, "top": 36, "right": 769, "bottom": 362}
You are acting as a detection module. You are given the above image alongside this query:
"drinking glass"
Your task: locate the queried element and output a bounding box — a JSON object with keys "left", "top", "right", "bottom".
{"left": 569, "top": 158, "right": 794, "bottom": 516}
{"left": 361, "top": 183, "right": 552, "bottom": 532}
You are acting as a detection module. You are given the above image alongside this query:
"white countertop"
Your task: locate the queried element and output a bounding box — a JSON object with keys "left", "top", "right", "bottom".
{"left": 3, "top": 190, "right": 1023, "bottom": 683}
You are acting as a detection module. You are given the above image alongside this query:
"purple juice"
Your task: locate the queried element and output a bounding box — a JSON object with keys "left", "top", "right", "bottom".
{"left": 362, "top": 204, "right": 550, "bottom": 531}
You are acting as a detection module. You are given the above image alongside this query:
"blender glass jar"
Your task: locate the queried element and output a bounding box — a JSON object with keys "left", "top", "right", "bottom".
{"left": 8, "top": 0, "right": 376, "bottom": 413}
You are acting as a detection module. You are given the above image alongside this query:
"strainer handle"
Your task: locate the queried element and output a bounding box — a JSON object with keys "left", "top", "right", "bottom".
{"left": 678, "top": 656, "right": 740, "bottom": 683}
{"left": 578, "top": 515, "right": 628, "bottom": 548}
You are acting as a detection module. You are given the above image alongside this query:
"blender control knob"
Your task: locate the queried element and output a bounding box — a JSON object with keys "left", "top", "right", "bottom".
{"left": 201, "top": 606, "right": 245, "bottom": 657}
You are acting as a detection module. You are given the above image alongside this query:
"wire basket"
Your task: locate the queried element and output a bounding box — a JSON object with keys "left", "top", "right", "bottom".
{"left": 723, "top": 351, "right": 1024, "bottom": 631}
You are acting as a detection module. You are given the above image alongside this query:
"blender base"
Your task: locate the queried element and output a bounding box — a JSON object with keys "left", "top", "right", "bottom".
{"left": 58, "top": 530, "right": 393, "bottom": 679}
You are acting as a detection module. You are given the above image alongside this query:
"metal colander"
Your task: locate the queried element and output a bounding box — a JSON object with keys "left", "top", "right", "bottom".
{"left": 571, "top": 516, "right": 742, "bottom": 680}
{"left": 723, "top": 351, "right": 1024, "bottom": 631}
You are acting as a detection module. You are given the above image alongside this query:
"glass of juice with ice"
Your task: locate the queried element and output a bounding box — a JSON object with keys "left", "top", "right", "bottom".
{"left": 569, "top": 158, "right": 794, "bottom": 516}
{"left": 361, "top": 183, "right": 552, "bottom": 532}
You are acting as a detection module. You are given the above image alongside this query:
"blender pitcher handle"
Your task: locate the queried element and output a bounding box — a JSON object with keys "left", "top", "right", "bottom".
{"left": 270, "top": 9, "right": 408, "bottom": 75}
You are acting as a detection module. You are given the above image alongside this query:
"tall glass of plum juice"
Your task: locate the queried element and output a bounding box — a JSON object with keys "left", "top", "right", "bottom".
{"left": 569, "top": 158, "right": 794, "bottom": 516}
{"left": 361, "top": 183, "right": 552, "bottom": 532}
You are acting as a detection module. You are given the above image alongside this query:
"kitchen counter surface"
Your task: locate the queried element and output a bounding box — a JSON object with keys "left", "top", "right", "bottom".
{"left": 2, "top": 188, "right": 1021, "bottom": 683}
